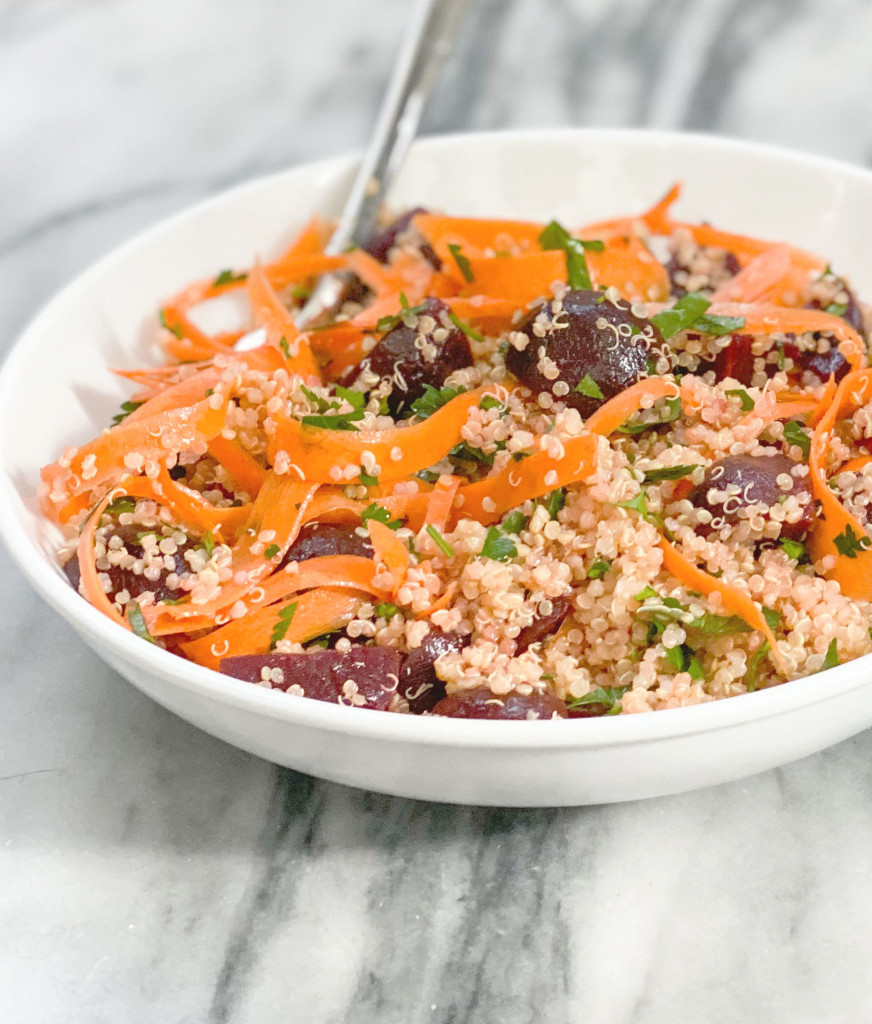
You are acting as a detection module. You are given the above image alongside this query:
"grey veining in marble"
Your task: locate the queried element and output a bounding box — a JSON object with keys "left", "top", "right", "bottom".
{"left": 4, "top": 0, "right": 872, "bottom": 1021}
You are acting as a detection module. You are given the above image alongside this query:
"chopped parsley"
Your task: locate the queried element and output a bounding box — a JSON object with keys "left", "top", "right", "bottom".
{"left": 833, "top": 524, "right": 872, "bottom": 558}
{"left": 128, "top": 601, "right": 155, "bottom": 644}
{"left": 538, "top": 220, "right": 603, "bottom": 291}
{"left": 616, "top": 489, "right": 667, "bottom": 533}
{"left": 450, "top": 441, "right": 495, "bottom": 468}
{"left": 587, "top": 558, "right": 612, "bottom": 580}
{"left": 447, "top": 243, "right": 474, "bottom": 283}
{"left": 410, "top": 384, "right": 466, "bottom": 419}
{"left": 665, "top": 643, "right": 705, "bottom": 680}
{"left": 783, "top": 420, "right": 811, "bottom": 458}
{"left": 447, "top": 309, "right": 484, "bottom": 342}
{"left": 105, "top": 496, "right": 135, "bottom": 517}
{"left": 575, "top": 374, "right": 605, "bottom": 400}
{"left": 480, "top": 395, "right": 504, "bottom": 412}
{"left": 746, "top": 641, "right": 770, "bottom": 692}
{"left": 566, "top": 685, "right": 629, "bottom": 716}
{"left": 779, "top": 538, "right": 807, "bottom": 561}
{"left": 270, "top": 602, "right": 298, "bottom": 650}
{"left": 300, "top": 408, "right": 364, "bottom": 430}
{"left": 480, "top": 526, "right": 517, "bottom": 562}
{"left": 617, "top": 397, "right": 682, "bottom": 435}
{"left": 212, "top": 269, "right": 247, "bottom": 287}
{"left": 642, "top": 464, "right": 699, "bottom": 483}
{"left": 821, "top": 639, "right": 840, "bottom": 671}
{"left": 375, "top": 294, "right": 428, "bottom": 333}
{"left": 111, "top": 400, "right": 144, "bottom": 426}
{"left": 688, "top": 612, "right": 750, "bottom": 635}
{"left": 426, "top": 524, "right": 455, "bottom": 558}
{"left": 200, "top": 530, "right": 215, "bottom": 557}
{"left": 264, "top": 543, "right": 280, "bottom": 560}
{"left": 361, "top": 503, "right": 403, "bottom": 531}
{"left": 375, "top": 602, "right": 400, "bottom": 620}
{"left": 278, "top": 336, "right": 292, "bottom": 360}
{"left": 543, "top": 488, "right": 566, "bottom": 519}
{"left": 825, "top": 302, "right": 848, "bottom": 317}
{"left": 725, "top": 388, "right": 754, "bottom": 412}
{"left": 651, "top": 291, "right": 745, "bottom": 340}
{"left": 358, "top": 468, "right": 379, "bottom": 488}
{"left": 502, "top": 510, "right": 528, "bottom": 535}
{"left": 763, "top": 606, "right": 782, "bottom": 629}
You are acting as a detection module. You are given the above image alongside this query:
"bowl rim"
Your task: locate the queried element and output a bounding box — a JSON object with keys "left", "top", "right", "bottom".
{"left": 3, "top": 125, "right": 872, "bottom": 750}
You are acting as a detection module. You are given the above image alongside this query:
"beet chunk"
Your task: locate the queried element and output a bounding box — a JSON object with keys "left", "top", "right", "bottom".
{"left": 710, "top": 333, "right": 755, "bottom": 385}
{"left": 798, "top": 345, "right": 851, "bottom": 383}
{"left": 353, "top": 297, "right": 473, "bottom": 416}
{"left": 432, "top": 688, "right": 568, "bottom": 720}
{"left": 399, "top": 630, "right": 468, "bottom": 714}
{"left": 514, "top": 595, "right": 573, "bottom": 653}
{"left": 282, "top": 522, "right": 372, "bottom": 566}
{"left": 688, "top": 453, "right": 817, "bottom": 540}
{"left": 365, "top": 207, "right": 440, "bottom": 268}
{"left": 505, "top": 289, "right": 659, "bottom": 416}
{"left": 220, "top": 648, "right": 402, "bottom": 710}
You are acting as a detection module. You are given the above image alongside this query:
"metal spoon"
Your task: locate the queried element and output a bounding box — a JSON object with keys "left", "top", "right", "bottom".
{"left": 293, "top": 0, "right": 472, "bottom": 328}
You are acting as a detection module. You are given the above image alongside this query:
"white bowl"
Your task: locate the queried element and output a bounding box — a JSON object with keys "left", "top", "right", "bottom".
{"left": 4, "top": 129, "right": 872, "bottom": 807}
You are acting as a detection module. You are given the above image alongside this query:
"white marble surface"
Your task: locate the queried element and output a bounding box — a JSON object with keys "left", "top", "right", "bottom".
{"left": 5, "top": 0, "right": 872, "bottom": 1020}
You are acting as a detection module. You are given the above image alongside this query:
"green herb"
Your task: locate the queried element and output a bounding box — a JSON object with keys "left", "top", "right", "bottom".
{"left": 543, "top": 488, "right": 566, "bottom": 519}
{"left": 539, "top": 220, "right": 602, "bottom": 291}
{"left": 833, "top": 524, "right": 872, "bottom": 558}
{"left": 300, "top": 384, "right": 332, "bottom": 411}
{"left": 502, "top": 510, "right": 528, "bottom": 535}
{"left": 480, "top": 395, "right": 504, "bottom": 412}
{"left": 566, "top": 685, "right": 629, "bottom": 715}
{"left": 783, "top": 420, "right": 811, "bottom": 458}
{"left": 447, "top": 243, "right": 474, "bottom": 283}
{"left": 617, "top": 397, "right": 682, "bottom": 435}
{"left": 375, "top": 602, "right": 400, "bottom": 620}
{"left": 634, "top": 585, "right": 660, "bottom": 602}
{"left": 159, "top": 596, "right": 188, "bottom": 606}
{"left": 201, "top": 530, "right": 215, "bottom": 557}
{"left": 745, "top": 641, "right": 770, "bottom": 692}
{"left": 290, "top": 283, "right": 312, "bottom": 302}
{"left": 447, "top": 309, "right": 484, "bottom": 342}
{"left": 300, "top": 408, "right": 364, "bottom": 430}
{"left": 158, "top": 308, "right": 184, "bottom": 338}
{"left": 426, "top": 524, "right": 455, "bottom": 557}
{"left": 279, "top": 336, "right": 292, "bottom": 360}
{"left": 480, "top": 526, "right": 517, "bottom": 562}
{"left": 575, "top": 374, "right": 605, "bottom": 400}
{"left": 688, "top": 612, "right": 750, "bottom": 635}
{"left": 665, "top": 643, "right": 704, "bottom": 679}
{"left": 264, "top": 543, "right": 280, "bottom": 560}
{"left": 587, "top": 558, "right": 612, "bottom": 580}
{"left": 105, "top": 496, "right": 135, "bottom": 517}
{"left": 375, "top": 298, "right": 428, "bottom": 333}
{"left": 821, "top": 638, "right": 840, "bottom": 671}
{"left": 205, "top": 388, "right": 214, "bottom": 397}
{"left": 643, "top": 464, "right": 699, "bottom": 483}
{"left": 725, "top": 388, "right": 754, "bottom": 412}
{"left": 763, "top": 606, "right": 781, "bottom": 629}
{"left": 651, "top": 292, "right": 711, "bottom": 340}
{"left": 779, "top": 538, "right": 807, "bottom": 561}
{"left": 616, "top": 489, "right": 667, "bottom": 533}
{"left": 335, "top": 385, "right": 366, "bottom": 413}
{"left": 212, "top": 269, "right": 247, "bottom": 287}
{"left": 127, "top": 601, "right": 156, "bottom": 644}
{"left": 450, "top": 442, "right": 495, "bottom": 468}
{"left": 361, "top": 503, "right": 403, "bottom": 531}
{"left": 410, "top": 384, "right": 466, "bottom": 419}
{"left": 358, "top": 469, "right": 379, "bottom": 488}
{"left": 693, "top": 313, "right": 746, "bottom": 336}
{"left": 270, "top": 601, "right": 298, "bottom": 650}
{"left": 825, "top": 302, "right": 848, "bottom": 317}
{"left": 111, "top": 400, "right": 144, "bottom": 426}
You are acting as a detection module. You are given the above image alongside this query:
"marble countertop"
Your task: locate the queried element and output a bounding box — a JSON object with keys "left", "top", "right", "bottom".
{"left": 4, "top": 0, "right": 872, "bottom": 1020}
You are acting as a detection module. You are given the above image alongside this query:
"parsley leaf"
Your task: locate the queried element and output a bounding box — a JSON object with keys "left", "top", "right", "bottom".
{"left": 128, "top": 601, "right": 155, "bottom": 644}
{"left": 358, "top": 469, "right": 379, "bottom": 488}
{"left": 410, "top": 384, "right": 466, "bottom": 419}
{"left": 279, "top": 336, "right": 292, "bottom": 359}
{"left": 112, "top": 400, "right": 144, "bottom": 426}
{"left": 834, "top": 524, "right": 872, "bottom": 558}
{"left": 300, "top": 408, "right": 365, "bottom": 430}
{"left": 212, "top": 269, "right": 247, "bottom": 287}
{"left": 264, "top": 543, "right": 280, "bottom": 560}
{"left": 688, "top": 612, "right": 750, "bottom": 635}
{"left": 575, "top": 374, "right": 605, "bottom": 400}
{"left": 616, "top": 489, "right": 667, "bottom": 533}
{"left": 539, "top": 220, "right": 602, "bottom": 291}
{"left": 617, "top": 397, "right": 682, "bottom": 435}
{"left": 450, "top": 442, "right": 495, "bottom": 468}
{"left": 783, "top": 420, "right": 811, "bottom": 459}
{"left": 665, "top": 643, "right": 704, "bottom": 679}
{"left": 270, "top": 602, "right": 298, "bottom": 650}
{"left": 725, "top": 388, "right": 754, "bottom": 412}
{"left": 821, "top": 639, "right": 840, "bottom": 671}
{"left": 651, "top": 292, "right": 711, "bottom": 340}
{"left": 201, "top": 530, "right": 215, "bottom": 558}
{"left": 105, "top": 496, "right": 135, "bottom": 517}
{"left": 426, "top": 524, "right": 455, "bottom": 557}
{"left": 375, "top": 602, "right": 400, "bottom": 620}
{"left": 779, "top": 538, "right": 807, "bottom": 561}
{"left": 480, "top": 526, "right": 517, "bottom": 562}
{"left": 643, "top": 464, "right": 699, "bottom": 483}
{"left": 566, "top": 685, "right": 629, "bottom": 715}
{"left": 361, "top": 503, "right": 403, "bottom": 531}
{"left": 480, "top": 395, "right": 504, "bottom": 412}
{"left": 587, "top": 558, "right": 612, "bottom": 580}
{"left": 502, "top": 510, "right": 528, "bottom": 535}
{"left": 447, "top": 243, "right": 474, "bottom": 283}
{"left": 693, "top": 313, "right": 746, "bottom": 336}
{"left": 825, "top": 302, "right": 848, "bottom": 317}
{"left": 762, "top": 606, "right": 781, "bottom": 629}
{"left": 746, "top": 641, "right": 770, "bottom": 691}
{"left": 375, "top": 299, "right": 428, "bottom": 333}
{"left": 447, "top": 309, "right": 484, "bottom": 342}
{"left": 543, "top": 488, "right": 566, "bottom": 519}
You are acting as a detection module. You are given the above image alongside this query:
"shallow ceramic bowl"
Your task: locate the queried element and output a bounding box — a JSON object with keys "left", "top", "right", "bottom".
{"left": 3, "top": 129, "right": 872, "bottom": 807}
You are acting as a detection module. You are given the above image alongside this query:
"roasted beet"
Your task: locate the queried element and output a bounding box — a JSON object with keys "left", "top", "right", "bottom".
{"left": 710, "top": 333, "right": 755, "bottom": 385}
{"left": 282, "top": 522, "right": 372, "bottom": 565}
{"left": 365, "top": 207, "right": 440, "bottom": 268}
{"left": 505, "top": 289, "right": 659, "bottom": 416}
{"left": 798, "top": 344, "right": 851, "bottom": 383}
{"left": 805, "top": 278, "right": 865, "bottom": 336}
{"left": 399, "top": 629, "right": 468, "bottom": 714}
{"left": 688, "top": 453, "right": 817, "bottom": 540}
{"left": 352, "top": 297, "right": 473, "bottom": 416}
{"left": 514, "top": 595, "right": 573, "bottom": 653}
{"left": 62, "top": 524, "right": 195, "bottom": 603}
{"left": 432, "top": 688, "right": 568, "bottom": 720}
{"left": 220, "top": 648, "right": 402, "bottom": 710}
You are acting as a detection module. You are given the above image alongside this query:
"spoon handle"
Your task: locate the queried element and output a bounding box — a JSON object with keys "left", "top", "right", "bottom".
{"left": 328, "top": 0, "right": 473, "bottom": 254}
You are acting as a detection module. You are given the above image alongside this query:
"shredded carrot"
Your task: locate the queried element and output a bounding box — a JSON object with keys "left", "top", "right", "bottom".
{"left": 367, "top": 519, "right": 409, "bottom": 596}
{"left": 207, "top": 436, "right": 267, "bottom": 498}
{"left": 424, "top": 475, "right": 461, "bottom": 532}
{"left": 709, "top": 246, "right": 792, "bottom": 304}
{"left": 76, "top": 489, "right": 131, "bottom": 630}
{"left": 246, "top": 263, "right": 321, "bottom": 379}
